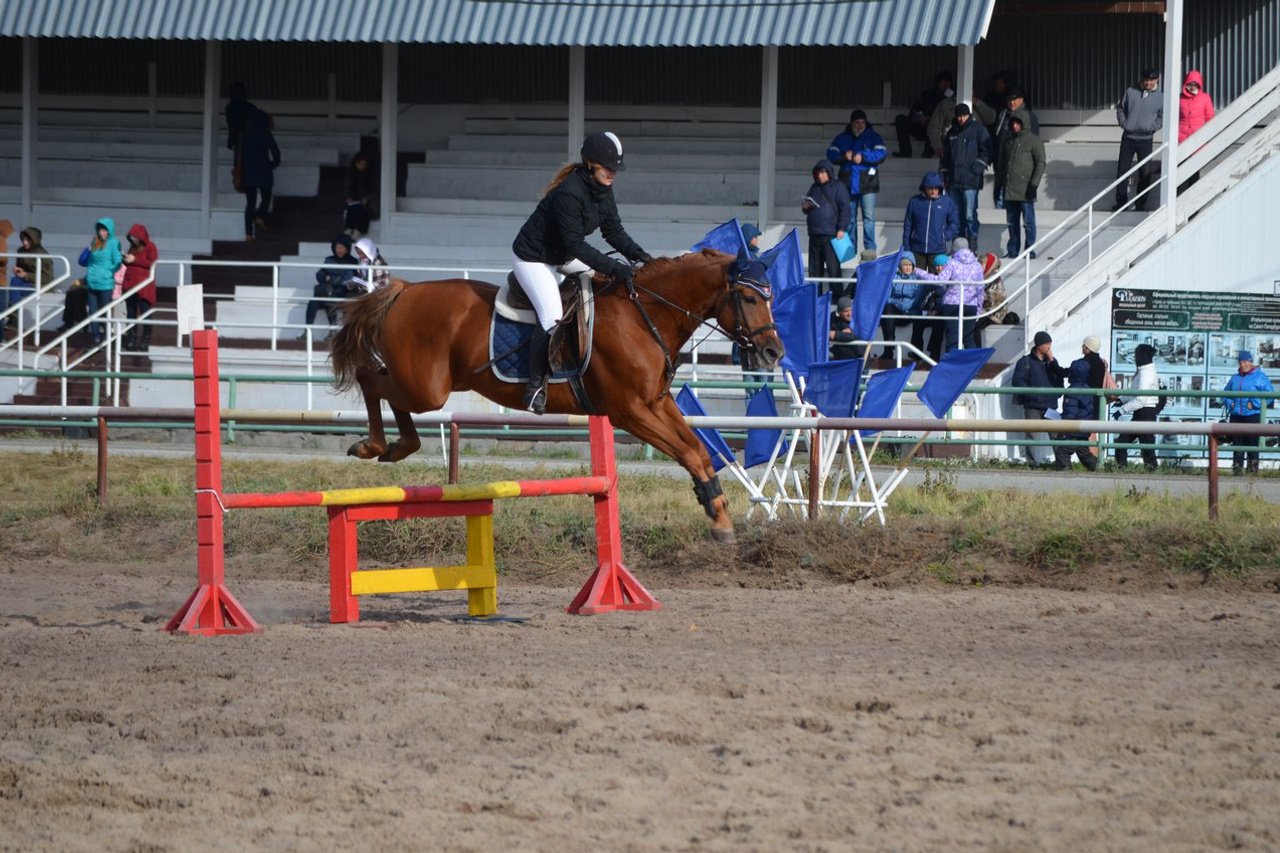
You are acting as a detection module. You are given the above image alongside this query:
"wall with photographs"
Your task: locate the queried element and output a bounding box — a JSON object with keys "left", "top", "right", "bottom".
{"left": 1110, "top": 288, "right": 1280, "bottom": 459}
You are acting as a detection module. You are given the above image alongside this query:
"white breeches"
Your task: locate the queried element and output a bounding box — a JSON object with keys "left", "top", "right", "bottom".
{"left": 512, "top": 255, "right": 590, "bottom": 332}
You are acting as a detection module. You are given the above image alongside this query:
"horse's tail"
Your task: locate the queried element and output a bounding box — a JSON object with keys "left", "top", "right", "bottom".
{"left": 330, "top": 278, "right": 407, "bottom": 393}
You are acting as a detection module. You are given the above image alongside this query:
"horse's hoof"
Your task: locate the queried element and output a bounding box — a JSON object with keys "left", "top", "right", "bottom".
{"left": 710, "top": 527, "right": 737, "bottom": 544}
{"left": 347, "top": 441, "right": 383, "bottom": 460}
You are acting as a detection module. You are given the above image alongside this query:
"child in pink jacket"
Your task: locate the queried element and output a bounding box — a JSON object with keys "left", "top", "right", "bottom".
{"left": 1178, "top": 70, "right": 1214, "bottom": 144}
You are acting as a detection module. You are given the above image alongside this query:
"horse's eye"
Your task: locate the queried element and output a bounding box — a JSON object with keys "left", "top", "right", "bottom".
{"left": 741, "top": 295, "right": 758, "bottom": 305}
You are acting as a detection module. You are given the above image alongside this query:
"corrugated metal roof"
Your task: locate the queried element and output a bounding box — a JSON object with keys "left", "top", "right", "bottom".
{"left": 0, "top": 0, "right": 996, "bottom": 47}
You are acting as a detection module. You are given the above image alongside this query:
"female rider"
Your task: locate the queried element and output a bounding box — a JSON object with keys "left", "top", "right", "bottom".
{"left": 511, "top": 131, "right": 653, "bottom": 414}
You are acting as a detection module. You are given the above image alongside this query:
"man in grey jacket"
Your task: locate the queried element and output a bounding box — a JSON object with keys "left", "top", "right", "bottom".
{"left": 1112, "top": 68, "right": 1163, "bottom": 212}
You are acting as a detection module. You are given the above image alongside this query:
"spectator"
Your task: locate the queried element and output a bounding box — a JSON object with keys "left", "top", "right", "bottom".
{"left": 990, "top": 87, "right": 1041, "bottom": 208}
{"left": 83, "top": 218, "right": 123, "bottom": 345}
{"left": 996, "top": 110, "right": 1046, "bottom": 259}
{"left": 1111, "top": 68, "right": 1163, "bottom": 213}
{"left": 826, "top": 109, "right": 886, "bottom": 254}
{"left": 121, "top": 224, "right": 158, "bottom": 353}
{"left": 741, "top": 222, "right": 762, "bottom": 258}
{"left": 1178, "top": 70, "right": 1215, "bottom": 191}
{"left": 352, "top": 237, "right": 390, "bottom": 292}
{"left": 1222, "top": 350, "right": 1273, "bottom": 475}
{"left": 344, "top": 151, "right": 375, "bottom": 238}
{"left": 0, "top": 219, "right": 11, "bottom": 312}
{"left": 925, "top": 92, "right": 958, "bottom": 163}
{"left": 734, "top": 223, "right": 767, "bottom": 388}
{"left": 974, "top": 70, "right": 1014, "bottom": 133}
{"left": 300, "top": 234, "right": 360, "bottom": 341}
{"left": 1178, "top": 70, "right": 1215, "bottom": 143}
{"left": 1112, "top": 342, "right": 1160, "bottom": 471}
{"left": 801, "top": 159, "right": 851, "bottom": 288}
{"left": 224, "top": 81, "right": 256, "bottom": 152}
{"left": 11, "top": 227, "right": 54, "bottom": 308}
{"left": 1054, "top": 357, "right": 1100, "bottom": 471}
{"left": 893, "top": 70, "right": 954, "bottom": 159}
{"left": 829, "top": 296, "right": 857, "bottom": 361}
{"left": 238, "top": 110, "right": 280, "bottom": 241}
{"left": 915, "top": 237, "right": 984, "bottom": 352}
{"left": 880, "top": 253, "right": 929, "bottom": 360}
{"left": 973, "top": 253, "right": 1011, "bottom": 348}
{"left": 940, "top": 103, "right": 993, "bottom": 249}
{"left": 902, "top": 171, "right": 959, "bottom": 268}
{"left": 1011, "top": 330, "right": 1066, "bottom": 468}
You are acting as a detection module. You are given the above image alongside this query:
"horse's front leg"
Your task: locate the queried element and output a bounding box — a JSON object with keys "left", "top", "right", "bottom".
{"left": 616, "top": 397, "right": 736, "bottom": 544}
{"left": 378, "top": 405, "right": 422, "bottom": 462}
{"left": 347, "top": 366, "right": 390, "bottom": 459}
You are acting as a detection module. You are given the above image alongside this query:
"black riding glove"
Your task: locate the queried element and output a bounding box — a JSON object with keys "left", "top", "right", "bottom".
{"left": 633, "top": 251, "right": 654, "bottom": 265}
{"left": 1025, "top": 185, "right": 1038, "bottom": 202}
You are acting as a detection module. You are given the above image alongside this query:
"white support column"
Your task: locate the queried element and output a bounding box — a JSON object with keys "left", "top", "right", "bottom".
{"left": 1162, "top": 0, "right": 1183, "bottom": 237}
{"left": 568, "top": 46, "right": 585, "bottom": 160}
{"left": 200, "top": 41, "right": 220, "bottom": 238}
{"left": 21, "top": 38, "right": 37, "bottom": 221}
{"left": 758, "top": 46, "right": 779, "bottom": 236}
{"left": 380, "top": 43, "right": 399, "bottom": 238}
{"left": 957, "top": 44, "right": 975, "bottom": 107}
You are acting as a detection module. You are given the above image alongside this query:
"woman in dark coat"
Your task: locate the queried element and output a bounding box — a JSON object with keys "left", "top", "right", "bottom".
{"left": 510, "top": 131, "right": 652, "bottom": 414}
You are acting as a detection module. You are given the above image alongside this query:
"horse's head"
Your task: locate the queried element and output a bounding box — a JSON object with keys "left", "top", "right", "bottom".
{"left": 717, "top": 251, "right": 785, "bottom": 371}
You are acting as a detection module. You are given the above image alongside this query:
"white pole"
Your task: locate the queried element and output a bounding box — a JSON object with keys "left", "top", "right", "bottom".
{"left": 21, "top": 38, "right": 37, "bottom": 222}
{"left": 568, "top": 46, "right": 585, "bottom": 160}
{"left": 380, "top": 44, "right": 399, "bottom": 239}
{"left": 1162, "top": 0, "right": 1183, "bottom": 238}
{"left": 759, "top": 46, "right": 779, "bottom": 235}
{"left": 201, "top": 41, "right": 220, "bottom": 239}
{"left": 957, "top": 44, "right": 975, "bottom": 107}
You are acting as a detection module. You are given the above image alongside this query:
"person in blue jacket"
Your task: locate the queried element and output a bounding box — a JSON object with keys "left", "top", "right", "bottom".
{"left": 801, "top": 159, "right": 851, "bottom": 288}
{"left": 901, "top": 172, "right": 959, "bottom": 268}
{"left": 940, "top": 103, "right": 993, "bottom": 249}
{"left": 1222, "top": 350, "right": 1274, "bottom": 475}
{"left": 826, "top": 110, "right": 887, "bottom": 254}
{"left": 83, "top": 218, "right": 123, "bottom": 345}
{"left": 1054, "top": 357, "right": 1100, "bottom": 471}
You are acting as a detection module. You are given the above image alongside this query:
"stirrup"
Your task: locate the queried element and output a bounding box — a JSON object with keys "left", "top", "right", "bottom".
{"left": 523, "top": 384, "right": 547, "bottom": 416}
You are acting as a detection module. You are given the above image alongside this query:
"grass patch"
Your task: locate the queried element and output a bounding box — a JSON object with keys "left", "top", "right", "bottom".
{"left": 0, "top": 449, "right": 1278, "bottom": 588}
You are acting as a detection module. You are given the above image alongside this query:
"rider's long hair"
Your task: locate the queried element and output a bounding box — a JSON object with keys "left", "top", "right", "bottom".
{"left": 539, "top": 158, "right": 599, "bottom": 199}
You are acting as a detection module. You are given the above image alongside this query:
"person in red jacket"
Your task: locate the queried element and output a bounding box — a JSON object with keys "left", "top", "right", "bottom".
{"left": 121, "top": 224, "right": 158, "bottom": 352}
{"left": 1178, "top": 70, "right": 1214, "bottom": 144}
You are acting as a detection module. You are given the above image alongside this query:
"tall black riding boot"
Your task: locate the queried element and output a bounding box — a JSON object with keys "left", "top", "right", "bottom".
{"left": 522, "top": 325, "right": 551, "bottom": 415}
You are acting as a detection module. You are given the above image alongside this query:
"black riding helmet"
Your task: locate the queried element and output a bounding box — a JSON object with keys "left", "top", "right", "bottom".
{"left": 581, "top": 131, "right": 626, "bottom": 172}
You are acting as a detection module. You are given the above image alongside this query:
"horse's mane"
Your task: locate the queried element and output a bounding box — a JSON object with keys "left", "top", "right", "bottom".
{"left": 632, "top": 249, "right": 729, "bottom": 287}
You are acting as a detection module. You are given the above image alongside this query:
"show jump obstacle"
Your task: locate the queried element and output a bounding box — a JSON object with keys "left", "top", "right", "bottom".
{"left": 165, "top": 330, "right": 660, "bottom": 636}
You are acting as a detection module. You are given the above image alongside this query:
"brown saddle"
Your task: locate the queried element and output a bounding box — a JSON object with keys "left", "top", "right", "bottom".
{"left": 505, "top": 271, "right": 594, "bottom": 375}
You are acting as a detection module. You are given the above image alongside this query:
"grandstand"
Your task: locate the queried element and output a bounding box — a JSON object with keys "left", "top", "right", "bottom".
{"left": 0, "top": 0, "right": 1277, "bottom": 451}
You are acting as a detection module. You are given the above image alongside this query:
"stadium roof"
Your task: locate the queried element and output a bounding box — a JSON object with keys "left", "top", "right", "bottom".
{"left": 0, "top": 0, "right": 997, "bottom": 47}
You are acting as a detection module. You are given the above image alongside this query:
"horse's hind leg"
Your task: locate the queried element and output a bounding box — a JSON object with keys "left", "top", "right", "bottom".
{"left": 379, "top": 405, "right": 422, "bottom": 462}
{"left": 347, "top": 366, "right": 424, "bottom": 462}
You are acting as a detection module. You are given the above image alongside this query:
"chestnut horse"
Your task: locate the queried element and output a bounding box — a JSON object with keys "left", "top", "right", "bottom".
{"left": 330, "top": 249, "right": 784, "bottom": 542}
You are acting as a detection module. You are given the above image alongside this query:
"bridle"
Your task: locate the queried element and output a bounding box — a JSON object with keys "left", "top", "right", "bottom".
{"left": 620, "top": 261, "right": 777, "bottom": 392}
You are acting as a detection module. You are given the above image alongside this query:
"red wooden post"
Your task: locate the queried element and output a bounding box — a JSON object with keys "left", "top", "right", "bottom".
{"left": 165, "top": 330, "right": 260, "bottom": 635}
{"left": 566, "top": 416, "right": 661, "bottom": 615}
{"left": 329, "top": 506, "right": 360, "bottom": 622}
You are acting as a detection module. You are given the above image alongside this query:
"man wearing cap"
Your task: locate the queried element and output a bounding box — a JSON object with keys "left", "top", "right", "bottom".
{"left": 1012, "top": 331, "right": 1066, "bottom": 468}
{"left": 996, "top": 109, "right": 1046, "bottom": 259}
{"left": 1112, "top": 68, "right": 1164, "bottom": 213}
{"left": 829, "top": 296, "right": 858, "bottom": 361}
{"left": 893, "top": 70, "right": 954, "bottom": 158}
{"left": 1222, "top": 350, "right": 1274, "bottom": 475}
{"left": 827, "top": 109, "right": 887, "bottom": 254}
{"left": 940, "top": 104, "right": 993, "bottom": 249}
{"left": 990, "top": 87, "right": 1040, "bottom": 207}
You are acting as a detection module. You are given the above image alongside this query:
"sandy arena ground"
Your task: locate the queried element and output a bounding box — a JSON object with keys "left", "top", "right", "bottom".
{"left": 2, "top": 557, "right": 1278, "bottom": 852}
